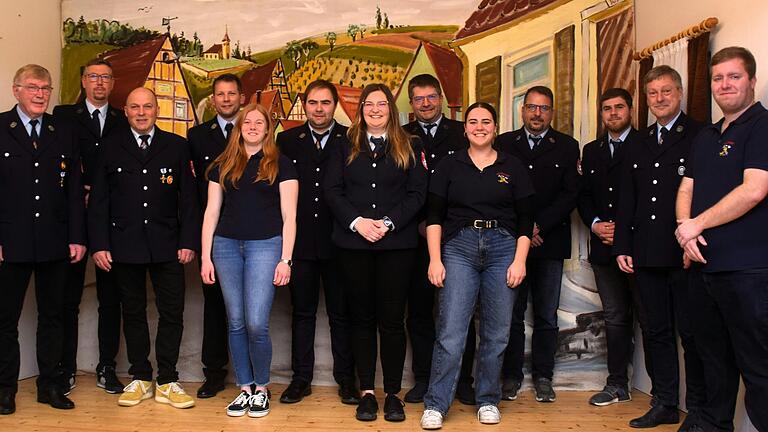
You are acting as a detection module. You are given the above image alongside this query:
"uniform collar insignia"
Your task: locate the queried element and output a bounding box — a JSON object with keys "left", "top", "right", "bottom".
{"left": 10, "top": 121, "right": 17, "bottom": 128}
{"left": 48, "top": 124, "right": 55, "bottom": 132}
{"left": 648, "top": 128, "right": 654, "bottom": 136}
{"left": 109, "top": 109, "right": 117, "bottom": 117}
{"left": 299, "top": 132, "right": 307, "bottom": 139}
{"left": 335, "top": 133, "right": 342, "bottom": 138}
{"left": 515, "top": 135, "right": 521, "bottom": 141}
{"left": 676, "top": 125, "right": 684, "bottom": 133}
{"left": 76, "top": 107, "right": 84, "bottom": 114}
{"left": 548, "top": 137, "right": 555, "bottom": 143}
{"left": 210, "top": 123, "right": 218, "bottom": 130}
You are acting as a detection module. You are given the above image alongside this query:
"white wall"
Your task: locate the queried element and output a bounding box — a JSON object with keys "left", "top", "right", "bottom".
{"left": 634, "top": 2, "right": 768, "bottom": 430}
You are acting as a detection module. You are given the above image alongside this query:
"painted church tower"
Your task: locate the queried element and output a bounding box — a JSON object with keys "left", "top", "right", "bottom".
{"left": 222, "top": 26, "right": 231, "bottom": 59}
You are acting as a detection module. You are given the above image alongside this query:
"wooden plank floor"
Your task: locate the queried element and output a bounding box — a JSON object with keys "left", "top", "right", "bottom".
{"left": 0, "top": 375, "right": 686, "bottom": 431}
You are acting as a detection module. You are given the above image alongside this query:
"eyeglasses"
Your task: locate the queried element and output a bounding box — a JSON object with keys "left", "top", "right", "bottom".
{"left": 85, "top": 73, "right": 113, "bottom": 82}
{"left": 523, "top": 104, "right": 551, "bottom": 113}
{"left": 363, "top": 101, "right": 389, "bottom": 109}
{"left": 14, "top": 84, "right": 54, "bottom": 95}
{"left": 412, "top": 94, "right": 440, "bottom": 104}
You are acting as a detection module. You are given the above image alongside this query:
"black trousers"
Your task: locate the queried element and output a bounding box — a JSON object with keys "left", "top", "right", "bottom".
{"left": 691, "top": 268, "right": 768, "bottom": 432}
{"left": 0, "top": 260, "right": 68, "bottom": 393}
{"left": 288, "top": 257, "right": 354, "bottom": 385}
{"left": 200, "top": 265, "right": 228, "bottom": 380}
{"left": 408, "top": 237, "right": 475, "bottom": 386}
{"left": 339, "top": 248, "right": 415, "bottom": 394}
{"left": 634, "top": 267, "right": 705, "bottom": 409}
{"left": 113, "top": 261, "right": 185, "bottom": 385}
{"left": 61, "top": 257, "right": 122, "bottom": 373}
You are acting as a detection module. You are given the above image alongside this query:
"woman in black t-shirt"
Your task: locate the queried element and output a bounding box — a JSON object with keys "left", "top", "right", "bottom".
{"left": 200, "top": 104, "right": 298, "bottom": 418}
{"left": 419, "top": 102, "right": 534, "bottom": 429}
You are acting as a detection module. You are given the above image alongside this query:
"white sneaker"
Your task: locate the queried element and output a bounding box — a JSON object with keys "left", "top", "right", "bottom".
{"left": 420, "top": 409, "right": 444, "bottom": 429}
{"left": 477, "top": 404, "right": 501, "bottom": 424}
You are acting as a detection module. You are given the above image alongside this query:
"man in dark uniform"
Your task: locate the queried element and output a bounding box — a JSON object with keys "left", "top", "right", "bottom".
{"left": 53, "top": 58, "right": 127, "bottom": 394}
{"left": 578, "top": 88, "right": 646, "bottom": 406}
{"left": 89, "top": 87, "right": 200, "bottom": 409}
{"left": 188, "top": 73, "right": 244, "bottom": 399}
{"left": 276, "top": 80, "right": 358, "bottom": 405}
{"left": 676, "top": 46, "right": 768, "bottom": 432}
{"left": 497, "top": 85, "right": 580, "bottom": 403}
{"left": 400, "top": 74, "right": 475, "bottom": 405}
{"left": 614, "top": 65, "right": 706, "bottom": 429}
{"left": 0, "top": 64, "right": 86, "bottom": 414}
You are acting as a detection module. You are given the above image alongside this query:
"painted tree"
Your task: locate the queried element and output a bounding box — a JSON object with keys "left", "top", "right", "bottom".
{"left": 285, "top": 40, "right": 303, "bottom": 70}
{"left": 375, "top": 6, "right": 382, "bottom": 29}
{"left": 347, "top": 24, "right": 359, "bottom": 42}
{"left": 358, "top": 25, "right": 367, "bottom": 40}
{"left": 326, "top": 31, "right": 337, "bottom": 52}
{"left": 383, "top": 13, "right": 390, "bottom": 29}
{"left": 233, "top": 40, "right": 241, "bottom": 59}
{"left": 300, "top": 39, "right": 319, "bottom": 65}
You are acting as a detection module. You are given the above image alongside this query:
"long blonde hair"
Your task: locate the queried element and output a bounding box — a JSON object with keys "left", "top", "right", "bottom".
{"left": 206, "top": 103, "right": 279, "bottom": 189}
{"left": 347, "top": 84, "right": 414, "bottom": 169}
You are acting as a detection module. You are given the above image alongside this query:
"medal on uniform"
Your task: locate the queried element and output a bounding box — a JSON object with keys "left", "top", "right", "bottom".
{"left": 161, "top": 168, "right": 167, "bottom": 174}
{"left": 166, "top": 175, "right": 174, "bottom": 184}
{"left": 577, "top": 159, "right": 583, "bottom": 175}
{"left": 160, "top": 174, "right": 167, "bottom": 184}
{"left": 678, "top": 166, "right": 685, "bottom": 176}
{"left": 60, "top": 160, "right": 67, "bottom": 170}
{"left": 60, "top": 171, "right": 66, "bottom": 187}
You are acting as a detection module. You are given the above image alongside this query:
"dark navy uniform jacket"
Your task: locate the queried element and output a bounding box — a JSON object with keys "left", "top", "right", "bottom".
{"left": 277, "top": 122, "right": 347, "bottom": 261}
{"left": 0, "top": 108, "right": 85, "bottom": 262}
{"left": 188, "top": 118, "right": 227, "bottom": 213}
{"left": 578, "top": 128, "right": 641, "bottom": 265}
{"left": 613, "top": 112, "right": 705, "bottom": 267}
{"left": 495, "top": 127, "right": 580, "bottom": 260}
{"left": 88, "top": 126, "right": 201, "bottom": 264}
{"left": 403, "top": 117, "right": 468, "bottom": 176}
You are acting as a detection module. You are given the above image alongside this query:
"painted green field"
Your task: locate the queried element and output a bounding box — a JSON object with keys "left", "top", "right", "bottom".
{"left": 321, "top": 45, "right": 414, "bottom": 68}
{"left": 185, "top": 58, "right": 251, "bottom": 72}
{"left": 371, "top": 25, "right": 459, "bottom": 35}
{"left": 60, "top": 43, "right": 118, "bottom": 104}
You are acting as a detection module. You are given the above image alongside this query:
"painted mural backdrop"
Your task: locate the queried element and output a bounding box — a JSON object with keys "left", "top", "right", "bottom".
{"left": 61, "top": 0, "right": 636, "bottom": 389}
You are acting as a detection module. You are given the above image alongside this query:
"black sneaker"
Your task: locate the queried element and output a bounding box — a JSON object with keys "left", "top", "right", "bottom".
{"left": 456, "top": 380, "right": 476, "bottom": 405}
{"left": 383, "top": 394, "right": 405, "bottom": 422}
{"left": 403, "top": 381, "right": 427, "bottom": 403}
{"left": 248, "top": 389, "right": 270, "bottom": 418}
{"left": 534, "top": 377, "right": 556, "bottom": 403}
{"left": 226, "top": 390, "right": 251, "bottom": 417}
{"left": 62, "top": 373, "right": 76, "bottom": 396}
{"left": 589, "top": 384, "right": 631, "bottom": 406}
{"left": 97, "top": 366, "right": 125, "bottom": 394}
{"left": 356, "top": 393, "right": 378, "bottom": 421}
{"left": 502, "top": 378, "right": 521, "bottom": 401}
{"left": 338, "top": 381, "right": 360, "bottom": 405}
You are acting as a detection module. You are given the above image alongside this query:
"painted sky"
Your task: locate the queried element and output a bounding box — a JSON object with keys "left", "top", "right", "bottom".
{"left": 62, "top": 0, "right": 479, "bottom": 51}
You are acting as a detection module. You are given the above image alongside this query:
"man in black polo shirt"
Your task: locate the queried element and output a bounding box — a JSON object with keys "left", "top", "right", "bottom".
{"left": 401, "top": 74, "right": 474, "bottom": 405}
{"left": 578, "top": 88, "right": 644, "bottom": 407}
{"left": 276, "top": 80, "right": 358, "bottom": 405}
{"left": 188, "top": 73, "right": 244, "bottom": 398}
{"left": 675, "top": 46, "right": 768, "bottom": 432}
{"left": 496, "top": 85, "right": 580, "bottom": 403}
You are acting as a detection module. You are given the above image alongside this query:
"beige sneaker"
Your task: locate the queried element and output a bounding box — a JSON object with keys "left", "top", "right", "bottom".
{"left": 155, "top": 382, "right": 195, "bottom": 409}
{"left": 118, "top": 380, "right": 154, "bottom": 407}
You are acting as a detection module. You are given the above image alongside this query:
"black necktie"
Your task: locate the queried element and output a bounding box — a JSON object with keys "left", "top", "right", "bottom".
{"left": 29, "top": 119, "right": 39, "bottom": 149}
{"left": 530, "top": 135, "right": 542, "bottom": 149}
{"left": 659, "top": 127, "right": 669, "bottom": 145}
{"left": 312, "top": 130, "right": 329, "bottom": 152}
{"left": 92, "top": 109, "right": 102, "bottom": 138}
{"left": 225, "top": 122, "right": 233, "bottom": 139}
{"left": 424, "top": 123, "right": 437, "bottom": 138}
{"left": 610, "top": 139, "right": 622, "bottom": 157}
{"left": 370, "top": 136, "right": 385, "bottom": 157}
{"left": 139, "top": 134, "right": 150, "bottom": 155}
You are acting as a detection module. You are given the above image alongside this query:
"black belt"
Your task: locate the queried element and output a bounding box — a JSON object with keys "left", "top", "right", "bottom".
{"left": 472, "top": 219, "right": 498, "bottom": 229}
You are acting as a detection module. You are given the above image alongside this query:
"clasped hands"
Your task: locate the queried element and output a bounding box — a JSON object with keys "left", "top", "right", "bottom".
{"left": 355, "top": 218, "right": 389, "bottom": 243}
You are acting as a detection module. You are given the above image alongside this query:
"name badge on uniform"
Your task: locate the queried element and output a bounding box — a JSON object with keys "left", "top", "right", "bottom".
{"left": 497, "top": 172, "right": 510, "bottom": 184}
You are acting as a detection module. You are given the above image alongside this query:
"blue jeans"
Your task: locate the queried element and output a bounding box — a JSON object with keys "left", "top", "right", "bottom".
{"left": 424, "top": 227, "right": 518, "bottom": 415}
{"left": 212, "top": 235, "right": 281, "bottom": 387}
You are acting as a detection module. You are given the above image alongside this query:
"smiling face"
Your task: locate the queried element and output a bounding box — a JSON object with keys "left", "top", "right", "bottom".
{"left": 410, "top": 85, "right": 443, "bottom": 124}
{"left": 241, "top": 108, "right": 268, "bottom": 145}
{"left": 646, "top": 75, "right": 683, "bottom": 126}
{"left": 362, "top": 90, "right": 389, "bottom": 133}
{"left": 81, "top": 64, "right": 114, "bottom": 106}
{"left": 124, "top": 88, "right": 157, "bottom": 134}
{"left": 465, "top": 106, "right": 496, "bottom": 149}
{"left": 212, "top": 80, "right": 244, "bottom": 119}
{"left": 304, "top": 87, "right": 336, "bottom": 131}
{"left": 600, "top": 96, "right": 632, "bottom": 135}
{"left": 13, "top": 75, "right": 51, "bottom": 119}
{"left": 711, "top": 57, "right": 756, "bottom": 115}
{"left": 521, "top": 91, "right": 553, "bottom": 135}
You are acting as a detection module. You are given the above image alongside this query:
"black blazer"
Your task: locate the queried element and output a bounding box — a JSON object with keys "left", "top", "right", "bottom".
{"left": 403, "top": 117, "right": 468, "bottom": 175}
{"left": 613, "top": 113, "right": 705, "bottom": 267}
{"left": 52, "top": 101, "right": 126, "bottom": 187}
{"left": 578, "top": 129, "right": 641, "bottom": 265}
{"left": 277, "top": 122, "right": 347, "bottom": 260}
{"left": 88, "top": 126, "right": 201, "bottom": 264}
{"left": 495, "top": 127, "right": 580, "bottom": 259}
{"left": 324, "top": 137, "right": 428, "bottom": 250}
{"left": 0, "top": 108, "right": 85, "bottom": 262}
{"left": 188, "top": 118, "right": 228, "bottom": 213}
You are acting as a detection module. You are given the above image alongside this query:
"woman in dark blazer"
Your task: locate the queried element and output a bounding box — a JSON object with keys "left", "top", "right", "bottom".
{"left": 324, "top": 83, "right": 427, "bottom": 422}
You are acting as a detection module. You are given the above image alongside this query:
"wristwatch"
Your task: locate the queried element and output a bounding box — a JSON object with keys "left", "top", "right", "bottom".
{"left": 280, "top": 259, "right": 293, "bottom": 267}
{"left": 382, "top": 216, "right": 394, "bottom": 232}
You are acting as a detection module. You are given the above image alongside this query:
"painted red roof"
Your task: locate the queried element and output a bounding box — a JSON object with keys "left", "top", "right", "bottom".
{"left": 248, "top": 88, "right": 286, "bottom": 119}
{"left": 203, "top": 43, "right": 222, "bottom": 55}
{"left": 334, "top": 85, "right": 363, "bottom": 122}
{"left": 100, "top": 35, "right": 167, "bottom": 108}
{"left": 241, "top": 59, "right": 278, "bottom": 102}
{"left": 456, "top": 0, "right": 559, "bottom": 40}
{"left": 280, "top": 119, "right": 305, "bottom": 131}
{"left": 422, "top": 42, "right": 463, "bottom": 107}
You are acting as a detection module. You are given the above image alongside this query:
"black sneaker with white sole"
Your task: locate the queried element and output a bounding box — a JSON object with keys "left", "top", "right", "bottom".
{"left": 534, "top": 377, "right": 556, "bottom": 403}
{"left": 226, "top": 391, "right": 251, "bottom": 417}
{"left": 96, "top": 366, "right": 125, "bottom": 394}
{"left": 502, "top": 378, "right": 521, "bottom": 401}
{"left": 589, "top": 384, "right": 631, "bottom": 406}
{"left": 62, "top": 373, "right": 76, "bottom": 396}
{"left": 248, "top": 390, "right": 270, "bottom": 418}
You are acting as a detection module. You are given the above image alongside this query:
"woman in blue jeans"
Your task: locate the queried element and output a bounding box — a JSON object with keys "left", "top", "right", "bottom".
{"left": 200, "top": 103, "right": 298, "bottom": 418}
{"left": 420, "top": 102, "right": 534, "bottom": 429}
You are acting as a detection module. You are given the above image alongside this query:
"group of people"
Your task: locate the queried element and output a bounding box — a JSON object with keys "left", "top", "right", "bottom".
{"left": 0, "top": 44, "right": 764, "bottom": 432}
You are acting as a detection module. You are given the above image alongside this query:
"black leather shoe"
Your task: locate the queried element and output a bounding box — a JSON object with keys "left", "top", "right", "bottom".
{"left": 455, "top": 380, "right": 476, "bottom": 405}
{"left": 383, "top": 394, "right": 405, "bottom": 422}
{"left": 280, "top": 380, "right": 311, "bottom": 404}
{"left": 403, "top": 381, "right": 428, "bottom": 403}
{"left": 37, "top": 386, "right": 75, "bottom": 410}
{"left": 630, "top": 405, "right": 680, "bottom": 428}
{"left": 0, "top": 391, "right": 15, "bottom": 415}
{"left": 678, "top": 410, "right": 701, "bottom": 432}
{"left": 338, "top": 381, "right": 360, "bottom": 405}
{"left": 197, "top": 375, "right": 226, "bottom": 399}
{"left": 356, "top": 393, "right": 378, "bottom": 421}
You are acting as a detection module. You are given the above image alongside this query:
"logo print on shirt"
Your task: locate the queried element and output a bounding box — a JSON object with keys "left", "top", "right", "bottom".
{"left": 497, "top": 172, "right": 510, "bottom": 184}
{"left": 719, "top": 140, "right": 734, "bottom": 157}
